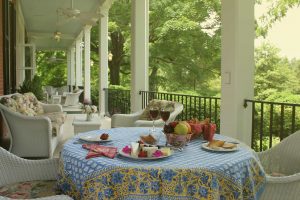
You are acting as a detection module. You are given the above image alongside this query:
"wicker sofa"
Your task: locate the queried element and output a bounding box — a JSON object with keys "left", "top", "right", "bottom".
{"left": 0, "top": 93, "right": 66, "bottom": 158}
{"left": 111, "top": 99, "right": 183, "bottom": 128}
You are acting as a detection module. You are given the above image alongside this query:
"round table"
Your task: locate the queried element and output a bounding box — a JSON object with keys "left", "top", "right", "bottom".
{"left": 58, "top": 127, "right": 265, "bottom": 200}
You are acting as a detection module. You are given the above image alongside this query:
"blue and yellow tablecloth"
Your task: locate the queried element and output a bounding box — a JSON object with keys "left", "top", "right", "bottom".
{"left": 57, "top": 127, "right": 265, "bottom": 200}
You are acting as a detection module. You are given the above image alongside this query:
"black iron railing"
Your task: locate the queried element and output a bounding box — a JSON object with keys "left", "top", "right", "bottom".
{"left": 104, "top": 88, "right": 131, "bottom": 116}
{"left": 105, "top": 88, "right": 300, "bottom": 152}
{"left": 244, "top": 99, "right": 300, "bottom": 151}
{"left": 140, "top": 91, "right": 221, "bottom": 132}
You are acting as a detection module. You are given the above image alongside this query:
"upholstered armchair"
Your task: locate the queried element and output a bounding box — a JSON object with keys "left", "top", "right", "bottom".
{"left": 0, "top": 93, "right": 66, "bottom": 158}
{"left": 111, "top": 99, "right": 183, "bottom": 128}
{"left": 258, "top": 130, "right": 300, "bottom": 200}
{"left": 63, "top": 90, "right": 83, "bottom": 106}
{"left": 0, "top": 147, "right": 72, "bottom": 199}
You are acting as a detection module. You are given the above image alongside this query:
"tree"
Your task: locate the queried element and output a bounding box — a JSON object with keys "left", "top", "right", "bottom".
{"left": 254, "top": 43, "right": 297, "bottom": 100}
{"left": 104, "top": 0, "right": 221, "bottom": 96}
{"left": 36, "top": 51, "right": 67, "bottom": 87}
{"left": 256, "top": 0, "right": 300, "bottom": 37}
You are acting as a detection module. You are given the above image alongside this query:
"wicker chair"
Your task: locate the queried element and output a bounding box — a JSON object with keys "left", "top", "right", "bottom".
{"left": 63, "top": 90, "right": 83, "bottom": 106}
{"left": 258, "top": 130, "right": 300, "bottom": 200}
{"left": 0, "top": 147, "right": 72, "bottom": 199}
{"left": 111, "top": 100, "right": 183, "bottom": 128}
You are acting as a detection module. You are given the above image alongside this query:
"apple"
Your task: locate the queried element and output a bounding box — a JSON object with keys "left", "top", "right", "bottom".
{"left": 181, "top": 121, "right": 192, "bottom": 134}
{"left": 174, "top": 122, "right": 189, "bottom": 135}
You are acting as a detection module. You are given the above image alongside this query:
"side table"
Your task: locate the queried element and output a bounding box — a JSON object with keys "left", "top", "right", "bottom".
{"left": 72, "top": 114, "right": 102, "bottom": 135}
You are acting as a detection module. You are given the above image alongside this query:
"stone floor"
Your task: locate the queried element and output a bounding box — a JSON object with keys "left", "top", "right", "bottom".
{"left": 53, "top": 114, "right": 111, "bottom": 157}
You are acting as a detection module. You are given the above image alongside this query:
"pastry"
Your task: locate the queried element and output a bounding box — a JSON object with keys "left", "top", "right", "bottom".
{"left": 208, "top": 140, "right": 225, "bottom": 148}
{"left": 222, "top": 143, "right": 237, "bottom": 149}
{"left": 142, "top": 146, "right": 158, "bottom": 157}
{"left": 131, "top": 142, "right": 140, "bottom": 158}
{"left": 160, "top": 147, "right": 171, "bottom": 156}
{"left": 140, "top": 134, "right": 157, "bottom": 145}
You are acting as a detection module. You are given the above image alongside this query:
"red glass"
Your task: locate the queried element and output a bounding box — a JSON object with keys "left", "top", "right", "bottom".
{"left": 203, "top": 124, "right": 216, "bottom": 141}
{"left": 149, "top": 109, "right": 159, "bottom": 119}
{"left": 150, "top": 107, "right": 159, "bottom": 133}
{"left": 160, "top": 110, "right": 170, "bottom": 122}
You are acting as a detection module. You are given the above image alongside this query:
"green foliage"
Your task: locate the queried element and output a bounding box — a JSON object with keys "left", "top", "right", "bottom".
{"left": 256, "top": 0, "right": 300, "bottom": 37}
{"left": 18, "top": 75, "right": 44, "bottom": 100}
{"left": 36, "top": 51, "right": 67, "bottom": 88}
{"left": 254, "top": 43, "right": 298, "bottom": 100}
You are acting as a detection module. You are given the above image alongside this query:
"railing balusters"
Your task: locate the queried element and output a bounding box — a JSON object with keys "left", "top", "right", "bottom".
{"left": 204, "top": 98, "right": 207, "bottom": 118}
{"left": 105, "top": 90, "right": 299, "bottom": 152}
{"left": 269, "top": 104, "right": 273, "bottom": 148}
{"left": 251, "top": 102, "right": 255, "bottom": 149}
{"left": 292, "top": 106, "right": 296, "bottom": 134}
{"left": 280, "top": 105, "right": 284, "bottom": 140}
{"left": 209, "top": 98, "right": 212, "bottom": 119}
{"left": 245, "top": 99, "right": 300, "bottom": 151}
{"left": 260, "top": 103, "right": 264, "bottom": 152}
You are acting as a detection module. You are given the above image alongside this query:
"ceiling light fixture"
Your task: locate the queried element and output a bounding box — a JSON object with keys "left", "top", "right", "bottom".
{"left": 54, "top": 31, "right": 61, "bottom": 42}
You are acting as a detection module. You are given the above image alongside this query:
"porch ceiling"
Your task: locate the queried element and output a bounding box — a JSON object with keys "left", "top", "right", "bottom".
{"left": 20, "top": 0, "right": 110, "bottom": 50}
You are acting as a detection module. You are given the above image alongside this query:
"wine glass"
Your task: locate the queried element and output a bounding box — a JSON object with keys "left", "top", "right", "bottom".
{"left": 149, "top": 107, "right": 159, "bottom": 133}
{"left": 160, "top": 108, "right": 170, "bottom": 125}
{"left": 160, "top": 108, "right": 171, "bottom": 146}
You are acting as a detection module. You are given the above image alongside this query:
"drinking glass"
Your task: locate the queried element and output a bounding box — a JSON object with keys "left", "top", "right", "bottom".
{"left": 160, "top": 108, "right": 170, "bottom": 125}
{"left": 149, "top": 107, "right": 159, "bottom": 133}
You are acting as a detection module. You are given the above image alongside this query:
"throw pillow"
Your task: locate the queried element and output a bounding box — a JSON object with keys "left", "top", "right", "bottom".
{"left": 0, "top": 180, "right": 62, "bottom": 199}
{"left": 0, "top": 97, "right": 18, "bottom": 112}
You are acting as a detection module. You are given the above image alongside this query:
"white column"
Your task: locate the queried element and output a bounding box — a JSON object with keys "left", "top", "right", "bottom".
{"left": 79, "top": 42, "right": 83, "bottom": 86}
{"left": 70, "top": 47, "right": 75, "bottom": 91}
{"left": 220, "top": 0, "right": 255, "bottom": 146}
{"left": 84, "top": 25, "right": 92, "bottom": 100}
{"left": 75, "top": 34, "right": 83, "bottom": 87}
{"left": 130, "top": 0, "right": 149, "bottom": 112}
{"left": 67, "top": 49, "right": 71, "bottom": 86}
{"left": 99, "top": 12, "right": 109, "bottom": 116}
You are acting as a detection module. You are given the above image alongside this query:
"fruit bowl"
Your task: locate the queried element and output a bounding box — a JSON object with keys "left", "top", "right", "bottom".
{"left": 165, "top": 133, "right": 192, "bottom": 148}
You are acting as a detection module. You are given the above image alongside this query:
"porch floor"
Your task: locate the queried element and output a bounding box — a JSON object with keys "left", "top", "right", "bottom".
{"left": 53, "top": 114, "right": 112, "bottom": 158}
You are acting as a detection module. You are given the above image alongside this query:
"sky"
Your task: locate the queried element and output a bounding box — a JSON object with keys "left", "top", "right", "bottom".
{"left": 255, "top": 3, "right": 300, "bottom": 60}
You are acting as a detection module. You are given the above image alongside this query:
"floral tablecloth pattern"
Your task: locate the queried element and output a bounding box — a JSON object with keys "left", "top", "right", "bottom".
{"left": 57, "top": 128, "right": 265, "bottom": 200}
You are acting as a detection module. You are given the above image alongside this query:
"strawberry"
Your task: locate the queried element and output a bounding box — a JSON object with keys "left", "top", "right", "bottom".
{"left": 138, "top": 150, "right": 147, "bottom": 158}
{"left": 100, "top": 133, "right": 109, "bottom": 140}
{"left": 169, "top": 121, "right": 178, "bottom": 128}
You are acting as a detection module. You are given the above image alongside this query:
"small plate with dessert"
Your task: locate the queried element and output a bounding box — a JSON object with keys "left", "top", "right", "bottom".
{"left": 79, "top": 133, "right": 111, "bottom": 142}
{"left": 201, "top": 140, "right": 238, "bottom": 152}
{"left": 119, "top": 141, "right": 173, "bottom": 160}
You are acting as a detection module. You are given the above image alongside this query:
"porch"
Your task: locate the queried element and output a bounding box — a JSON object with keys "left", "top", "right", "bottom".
{"left": 6, "top": 0, "right": 256, "bottom": 147}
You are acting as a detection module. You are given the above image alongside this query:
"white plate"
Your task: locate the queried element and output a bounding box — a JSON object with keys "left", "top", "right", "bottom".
{"left": 79, "top": 135, "right": 111, "bottom": 142}
{"left": 201, "top": 142, "right": 238, "bottom": 152}
{"left": 118, "top": 149, "right": 172, "bottom": 160}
